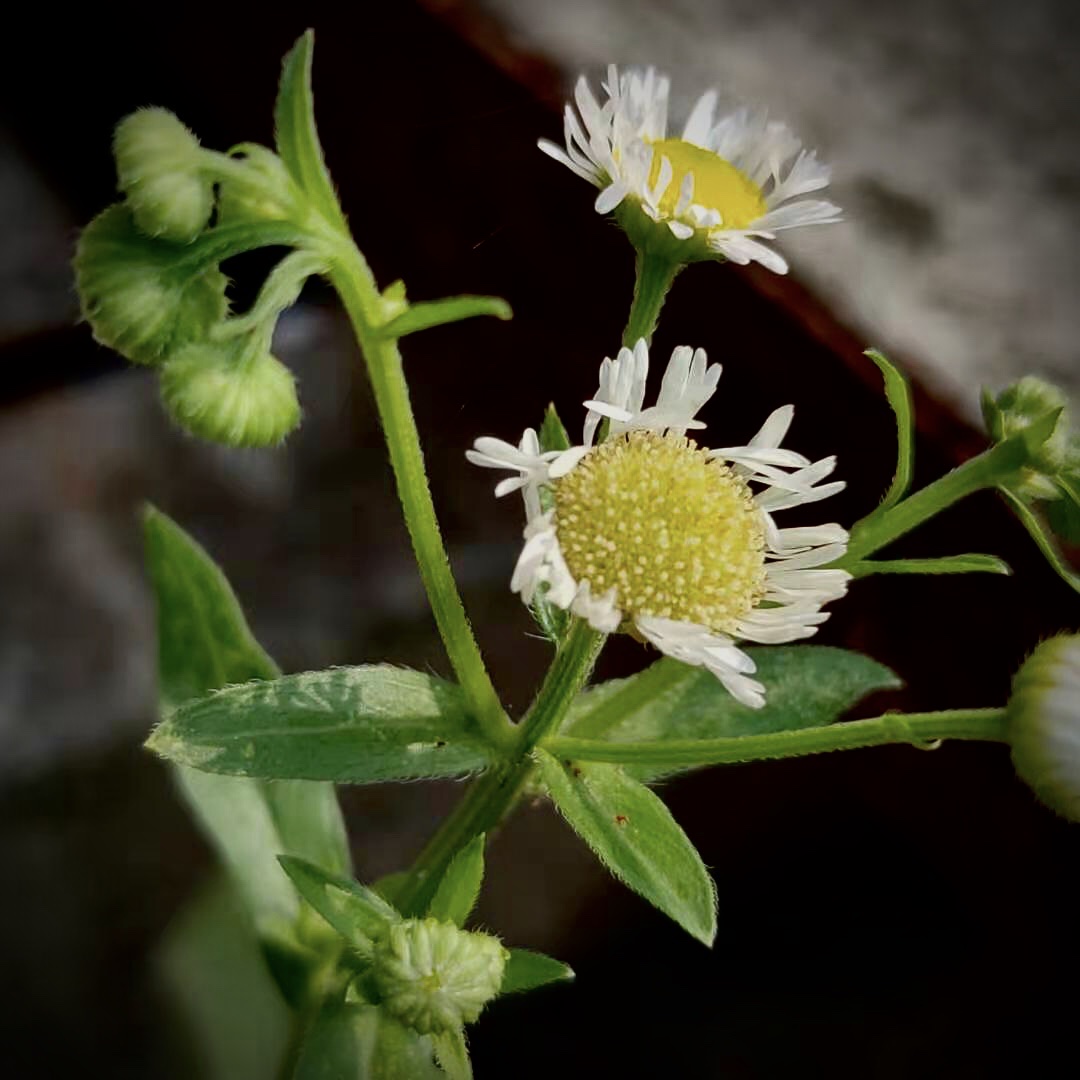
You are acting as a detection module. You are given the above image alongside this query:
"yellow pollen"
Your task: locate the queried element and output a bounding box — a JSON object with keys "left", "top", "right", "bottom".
{"left": 553, "top": 431, "right": 766, "bottom": 632}
{"left": 647, "top": 138, "right": 767, "bottom": 230}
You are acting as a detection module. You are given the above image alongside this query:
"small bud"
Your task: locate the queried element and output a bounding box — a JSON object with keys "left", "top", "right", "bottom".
{"left": 982, "top": 377, "right": 1071, "bottom": 501}
{"left": 1007, "top": 634, "right": 1080, "bottom": 821}
{"left": 74, "top": 205, "right": 228, "bottom": 366}
{"left": 160, "top": 340, "right": 301, "bottom": 448}
{"left": 372, "top": 917, "right": 507, "bottom": 1035}
{"left": 215, "top": 144, "right": 295, "bottom": 226}
{"left": 114, "top": 108, "right": 214, "bottom": 243}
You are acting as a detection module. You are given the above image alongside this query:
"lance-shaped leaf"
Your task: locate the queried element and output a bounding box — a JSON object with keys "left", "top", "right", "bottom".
{"left": 383, "top": 295, "right": 511, "bottom": 338}
{"left": 278, "top": 856, "right": 398, "bottom": 957}
{"left": 500, "top": 949, "right": 575, "bottom": 995}
{"left": 563, "top": 647, "right": 900, "bottom": 781}
{"left": 148, "top": 665, "right": 493, "bottom": 782}
{"left": 427, "top": 834, "right": 485, "bottom": 927}
{"left": 535, "top": 749, "right": 716, "bottom": 946}
{"left": 274, "top": 30, "right": 348, "bottom": 231}
{"left": 1000, "top": 487, "right": 1080, "bottom": 595}
{"left": 865, "top": 348, "right": 914, "bottom": 511}
{"left": 144, "top": 507, "right": 350, "bottom": 915}
{"left": 847, "top": 553, "right": 1010, "bottom": 577}
{"left": 292, "top": 1002, "right": 441, "bottom": 1080}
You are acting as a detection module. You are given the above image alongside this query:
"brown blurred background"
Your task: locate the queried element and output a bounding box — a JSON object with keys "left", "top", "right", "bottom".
{"left": 0, "top": 2, "right": 1078, "bottom": 1077}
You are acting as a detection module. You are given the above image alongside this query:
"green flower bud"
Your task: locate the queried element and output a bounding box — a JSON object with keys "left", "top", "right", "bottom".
{"left": 215, "top": 144, "right": 295, "bottom": 226}
{"left": 160, "top": 340, "right": 301, "bottom": 448}
{"left": 982, "top": 376, "right": 1072, "bottom": 501}
{"left": 1007, "top": 634, "right": 1080, "bottom": 821}
{"left": 114, "top": 108, "right": 215, "bottom": 243}
{"left": 74, "top": 205, "right": 228, "bottom": 366}
{"left": 372, "top": 917, "right": 507, "bottom": 1035}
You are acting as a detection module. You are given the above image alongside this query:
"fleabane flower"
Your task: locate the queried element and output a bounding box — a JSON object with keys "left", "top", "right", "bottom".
{"left": 469, "top": 340, "right": 851, "bottom": 708}
{"left": 539, "top": 66, "right": 841, "bottom": 274}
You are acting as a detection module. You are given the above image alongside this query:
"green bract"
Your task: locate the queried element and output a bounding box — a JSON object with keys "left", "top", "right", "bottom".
{"left": 74, "top": 205, "right": 227, "bottom": 366}
{"left": 114, "top": 107, "right": 215, "bottom": 242}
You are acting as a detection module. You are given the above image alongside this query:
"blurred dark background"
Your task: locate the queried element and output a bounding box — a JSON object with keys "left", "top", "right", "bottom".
{"left": 0, "top": 2, "right": 1077, "bottom": 1077}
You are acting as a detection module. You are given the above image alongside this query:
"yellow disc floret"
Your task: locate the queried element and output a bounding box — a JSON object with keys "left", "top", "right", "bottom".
{"left": 553, "top": 431, "right": 766, "bottom": 631}
{"left": 647, "top": 138, "right": 767, "bottom": 229}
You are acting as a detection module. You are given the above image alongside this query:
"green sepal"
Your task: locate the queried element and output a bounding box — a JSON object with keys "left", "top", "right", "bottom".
{"left": 274, "top": 30, "right": 348, "bottom": 231}
{"left": 432, "top": 1029, "right": 472, "bottom": 1080}
{"left": 847, "top": 553, "right": 1011, "bottom": 577}
{"left": 500, "top": 948, "right": 575, "bottom": 995}
{"left": 535, "top": 748, "right": 717, "bottom": 946}
{"left": 999, "top": 487, "right": 1080, "bottom": 595}
{"left": 292, "top": 1002, "right": 441, "bottom": 1080}
{"left": 277, "top": 856, "right": 399, "bottom": 957}
{"left": 865, "top": 348, "right": 914, "bottom": 511}
{"left": 147, "top": 665, "right": 493, "bottom": 782}
{"left": 562, "top": 648, "right": 901, "bottom": 781}
{"left": 427, "top": 834, "right": 485, "bottom": 927}
{"left": 383, "top": 295, "right": 511, "bottom": 338}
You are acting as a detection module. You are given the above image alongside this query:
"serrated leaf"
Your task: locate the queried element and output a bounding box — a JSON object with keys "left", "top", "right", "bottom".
{"left": 274, "top": 30, "right": 348, "bottom": 231}
{"left": 278, "top": 856, "right": 399, "bottom": 956}
{"left": 865, "top": 349, "right": 914, "bottom": 511}
{"left": 500, "top": 949, "right": 575, "bottom": 995}
{"left": 563, "top": 647, "right": 900, "bottom": 781}
{"left": 292, "top": 1002, "right": 440, "bottom": 1080}
{"left": 383, "top": 295, "right": 511, "bottom": 338}
{"left": 535, "top": 749, "right": 716, "bottom": 945}
{"left": 148, "top": 665, "right": 492, "bottom": 782}
{"left": 427, "top": 834, "right": 485, "bottom": 927}
{"left": 432, "top": 1029, "right": 472, "bottom": 1080}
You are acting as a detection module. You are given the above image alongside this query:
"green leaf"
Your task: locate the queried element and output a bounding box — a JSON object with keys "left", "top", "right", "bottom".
{"left": 432, "top": 1029, "right": 472, "bottom": 1080}
{"left": 500, "top": 949, "right": 575, "bottom": 995}
{"left": 865, "top": 348, "right": 914, "bottom": 511}
{"left": 1047, "top": 474, "right": 1080, "bottom": 544}
{"left": 999, "top": 487, "right": 1080, "bottom": 595}
{"left": 274, "top": 30, "right": 348, "bottom": 231}
{"left": 156, "top": 876, "right": 292, "bottom": 1080}
{"left": 383, "top": 295, "right": 511, "bottom": 338}
{"left": 292, "top": 1003, "right": 440, "bottom": 1080}
{"left": 144, "top": 506, "right": 350, "bottom": 907}
{"left": 535, "top": 749, "right": 716, "bottom": 945}
{"left": 278, "top": 856, "right": 399, "bottom": 956}
{"left": 427, "top": 834, "right": 485, "bottom": 927}
{"left": 847, "top": 553, "right": 1011, "bottom": 577}
{"left": 148, "top": 665, "right": 492, "bottom": 782}
{"left": 563, "top": 648, "right": 900, "bottom": 780}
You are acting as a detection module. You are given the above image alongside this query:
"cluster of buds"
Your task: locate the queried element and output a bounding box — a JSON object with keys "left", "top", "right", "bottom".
{"left": 74, "top": 109, "right": 307, "bottom": 447}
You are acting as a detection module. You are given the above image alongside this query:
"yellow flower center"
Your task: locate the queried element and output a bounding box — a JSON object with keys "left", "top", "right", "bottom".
{"left": 553, "top": 432, "right": 766, "bottom": 632}
{"left": 647, "top": 138, "right": 767, "bottom": 229}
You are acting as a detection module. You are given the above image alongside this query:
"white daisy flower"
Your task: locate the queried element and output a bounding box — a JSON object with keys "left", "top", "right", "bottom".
{"left": 468, "top": 340, "right": 851, "bottom": 708}
{"left": 538, "top": 66, "right": 841, "bottom": 274}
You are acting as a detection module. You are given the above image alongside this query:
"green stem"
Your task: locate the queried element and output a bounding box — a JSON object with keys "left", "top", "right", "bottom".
{"left": 841, "top": 443, "right": 1022, "bottom": 564}
{"left": 546, "top": 708, "right": 1008, "bottom": 768}
{"left": 393, "top": 620, "right": 604, "bottom": 916}
{"left": 326, "top": 241, "right": 512, "bottom": 752}
{"left": 623, "top": 251, "right": 681, "bottom": 346}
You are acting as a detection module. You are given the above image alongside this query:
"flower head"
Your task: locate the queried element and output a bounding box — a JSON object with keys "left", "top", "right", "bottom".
{"left": 1008, "top": 634, "right": 1080, "bottom": 821}
{"left": 539, "top": 67, "right": 841, "bottom": 274}
{"left": 470, "top": 340, "right": 850, "bottom": 707}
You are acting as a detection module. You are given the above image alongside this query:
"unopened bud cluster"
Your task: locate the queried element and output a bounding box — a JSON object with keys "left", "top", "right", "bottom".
{"left": 372, "top": 917, "right": 507, "bottom": 1035}
{"left": 75, "top": 108, "right": 305, "bottom": 447}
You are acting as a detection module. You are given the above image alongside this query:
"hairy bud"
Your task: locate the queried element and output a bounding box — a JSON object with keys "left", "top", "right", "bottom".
{"left": 1008, "top": 634, "right": 1080, "bottom": 822}
{"left": 372, "top": 917, "right": 507, "bottom": 1035}
{"left": 114, "top": 108, "right": 215, "bottom": 243}
{"left": 160, "top": 341, "right": 301, "bottom": 448}
{"left": 74, "top": 205, "right": 227, "bottom": 367}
